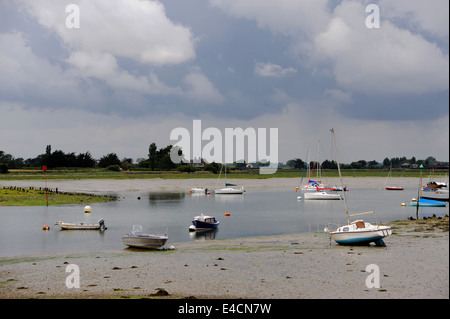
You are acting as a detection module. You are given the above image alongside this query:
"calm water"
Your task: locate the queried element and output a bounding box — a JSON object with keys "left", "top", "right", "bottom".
{"left": 0, "top": 181, "right": 448, "bottom": 257}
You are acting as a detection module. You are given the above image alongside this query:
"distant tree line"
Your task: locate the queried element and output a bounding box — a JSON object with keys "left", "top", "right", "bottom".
{"left": 0, "top": 145, "right": 448, "bottom": 174}
{"left": 285, "top": 156, "right": 446, "bottom": 170}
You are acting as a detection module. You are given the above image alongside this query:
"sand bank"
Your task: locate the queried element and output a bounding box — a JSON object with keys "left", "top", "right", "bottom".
{"left": 1, "top": 217, "right": 448, "bottom": 299}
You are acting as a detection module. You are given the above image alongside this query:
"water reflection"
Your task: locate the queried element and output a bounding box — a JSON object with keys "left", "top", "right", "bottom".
{"left": 0, "top": 183, "right": 448, "bottom": 257}
{"left": 148, "top": 192, "right": 185, "bottom": 206}
{"left": 189, "top": 228, "right": 219, "bottom": 241}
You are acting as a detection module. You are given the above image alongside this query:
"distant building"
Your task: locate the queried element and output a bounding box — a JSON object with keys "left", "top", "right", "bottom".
{"left": 189, "top": 158, "right": 204, "bottom": 168}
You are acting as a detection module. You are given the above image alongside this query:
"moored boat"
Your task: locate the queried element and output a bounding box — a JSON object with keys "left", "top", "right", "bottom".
{"left": 190, "top": 187, "right": 210, "bottom": 194}
{"left": 409, "top": 198, "right": 447, "bottom": 207}
{"left": 215, "top": 185, "right": 245, "bottom": 194}
{"left": 385, "top": 186, "right": 404, "bottom": 191}
{"left": 55, "top": 218, "right": 106, "bottom": 231}
{"left": 328, "top": 220, "right": 392, "bottom": 246}
{"left": 303, "top": 191, "right": 342, "bottom": 200}
{"left": 189, "top": 214, "right": 219, "bottom": 231}
{"left": 122, "top": 225, "right": 168, "bottom": 250}
{"left": 324, "top": 129, "right": 392, "bottom": 246}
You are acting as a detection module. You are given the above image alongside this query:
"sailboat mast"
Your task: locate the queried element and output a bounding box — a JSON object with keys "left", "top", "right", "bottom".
{"left": 330, "top": 128, "right": 349, "bottom": 224}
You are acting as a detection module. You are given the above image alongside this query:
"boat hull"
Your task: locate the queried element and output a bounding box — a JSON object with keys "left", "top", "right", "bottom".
{"left": 56, "top": 219, "right": 106, "bottom": 230}
{"left": 193, "top": 220, "right": 219, "bottom": 230}
{"left": 409, "top": 198, "right": 447, "bottom": 207}
{"left": 385, "top": 186, "right": 404, "bottom": 191}
{"left": 215, "top": 187, "right": 244, "bottom": 194}
{"left": 304, "top": 192, "right": 342, "bottom": 200}
{"left": 122, "top": 235, "right": 168, "bottom": 249}
{"left": 331, "top": 228, "right": 392, "bottom": 246}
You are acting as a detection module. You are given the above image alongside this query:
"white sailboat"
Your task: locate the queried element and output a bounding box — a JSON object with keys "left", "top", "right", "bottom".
{"left": 325, "top": 129, "right": 392, "bottom": 246}
{"left": 214, "top": 164, "right": 245, "bottom": 194}
{"left": 300, "top": 142, "right": 343, "bottom": 200}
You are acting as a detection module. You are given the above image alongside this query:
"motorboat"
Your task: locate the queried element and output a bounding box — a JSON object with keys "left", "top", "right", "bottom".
{"left": 122, "top": 225, "right": 168, "bottom": 250}
{"left": 324, "top": 129, "right": 392, "bottom": 246}
{"left": 55, "top": 218, "right": 106, "bottom": 231}
{"left": 189, "top": 214, "right": 219, "bottom": 231}
{"left": 190, "top": 187, "right": 210, "bottom": 194}
{"left": 303, "top": 191, "right": 342, "bottom": 200}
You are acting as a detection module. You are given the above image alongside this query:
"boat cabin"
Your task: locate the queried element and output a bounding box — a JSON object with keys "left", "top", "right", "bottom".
{"left": 337, "top": 220, "right": 367, "bottom": 232}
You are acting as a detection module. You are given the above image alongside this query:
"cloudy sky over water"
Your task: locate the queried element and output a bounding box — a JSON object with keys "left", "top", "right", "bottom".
{"left": 0, "top": 0, "right": 448, "bottom": 164}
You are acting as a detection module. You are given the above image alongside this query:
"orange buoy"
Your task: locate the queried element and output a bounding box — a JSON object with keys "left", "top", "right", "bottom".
{"left": 224, "top": 212, "right": 231, "bottom": 216}
{"left": 42, "top": 225, "right": 50, "bottom": 230}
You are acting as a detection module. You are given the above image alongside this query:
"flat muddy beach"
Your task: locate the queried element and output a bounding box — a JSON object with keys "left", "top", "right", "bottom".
{"left": 1, "top": 217, "right": 448, "bottom": 299}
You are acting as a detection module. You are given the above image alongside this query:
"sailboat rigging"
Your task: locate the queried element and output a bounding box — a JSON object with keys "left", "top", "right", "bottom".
{"left": 325, "top": 128, "right": 392, "bottom": 246}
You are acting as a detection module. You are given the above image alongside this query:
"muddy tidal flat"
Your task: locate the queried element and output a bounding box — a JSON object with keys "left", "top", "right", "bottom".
{"left": 1, "top": 217, "right": 448, "bottom": 299}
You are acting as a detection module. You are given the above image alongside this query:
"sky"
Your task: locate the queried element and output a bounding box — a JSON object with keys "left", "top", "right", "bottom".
{"left": 0, "top": 0, "right": 448, "bottom": 165}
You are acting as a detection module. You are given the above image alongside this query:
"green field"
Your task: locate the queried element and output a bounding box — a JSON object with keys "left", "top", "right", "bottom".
{"left": 0, "top": 168, "right": 446, "bottom": 181}
{"left": 0, "top": 187, "right": 116, "bottom": 206}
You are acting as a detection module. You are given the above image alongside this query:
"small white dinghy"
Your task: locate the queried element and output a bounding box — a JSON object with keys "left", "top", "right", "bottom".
{"left": 122, "top": 225, "right": 168, "bottom": 250}
{"left": 55, "top": 218, "right": 106, "bottom": 231}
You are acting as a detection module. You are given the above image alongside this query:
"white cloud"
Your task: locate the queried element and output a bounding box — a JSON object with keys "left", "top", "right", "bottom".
{"left": 0, "top": 31, "right": 81, "bottom": 104}
{"left": 18, "top": 0, "right": 196, "bottom": 65}
{"left": 314, "top": 1, "right": 449, "bottom": 95}
{"left": 65, "top": 51, "right": 182, "bottom": 95}
{"left": 211, "top": 0, "right": 449, "bottom": 96}
{"left": 182, "top": 72, "right": 225, "bottom": 104}
{"left": 254, "top": 62, "right": 297, "bottom": 77}
{"left": 379, "top": 0, "right": 449, "bottom": 39}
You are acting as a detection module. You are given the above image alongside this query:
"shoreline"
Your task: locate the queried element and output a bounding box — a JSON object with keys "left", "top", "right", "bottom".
{"left": 0, "top": 176, "right": 429, "bottom": 194}
{"left": 1, "top": 217, "right": 448, "bottom": 299}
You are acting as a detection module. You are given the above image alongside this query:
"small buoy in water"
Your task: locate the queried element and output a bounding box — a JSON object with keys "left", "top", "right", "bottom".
{"left": 42, "top": 225, "right": 50, "bottom": 230}
{"left": 401, "top": 202, "right": 406, "bottom": 206}
{"left": 224, "top": 212, "right": 231, "bottom": 216}
{"left": 137, "top": 196, "right": 141, "bottom": 200}
{"left": 297, "top": 196, "right": 302, "bottom": 200}
{"left": 188, "top": 225, "right": 196, "bottom": 232}
{"left": 84, "top": 205, "right": 91, "bottom": 213}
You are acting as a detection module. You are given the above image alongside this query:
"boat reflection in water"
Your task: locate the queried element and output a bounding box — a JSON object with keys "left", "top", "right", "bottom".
{"left": 189, "top": 228, "right": 219, "bottom": 241}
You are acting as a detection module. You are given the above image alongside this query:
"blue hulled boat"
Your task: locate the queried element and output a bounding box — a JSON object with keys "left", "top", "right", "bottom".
{"left": 409, "top": 198, "right": 447, "bottom": 207}
{"left": 189, "top": 214, "right": 219, "bottom": 231}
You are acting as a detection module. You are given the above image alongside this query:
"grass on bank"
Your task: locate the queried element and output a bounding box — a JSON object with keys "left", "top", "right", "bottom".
{"left": 0, "top": 187, "right": 116, "bottom": 206}
{"left": 1, "top": 168, "right": 447, "bottom": 181}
